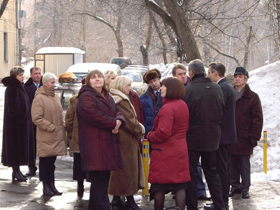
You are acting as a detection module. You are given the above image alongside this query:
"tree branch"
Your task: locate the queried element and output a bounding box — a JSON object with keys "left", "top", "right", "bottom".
{"left": 0, "top": 0, "right": 9, "bottom": 18}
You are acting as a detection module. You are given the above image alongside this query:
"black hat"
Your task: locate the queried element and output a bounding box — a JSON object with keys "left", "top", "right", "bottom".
{"left": 143, "top": 69, "right": 161, "bottom": 84}
{"left": 234, "top": 67, "right": 249, "bottom": 78}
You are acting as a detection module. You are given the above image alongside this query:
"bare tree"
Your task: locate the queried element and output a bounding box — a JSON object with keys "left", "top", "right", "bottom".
{"left": 0, "top": 0, "right": 9, "bottom": 18}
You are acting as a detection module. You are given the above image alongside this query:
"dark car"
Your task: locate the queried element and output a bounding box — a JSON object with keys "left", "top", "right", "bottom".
{"left": 110, "top": 57, "right": 132, "bottom": 69}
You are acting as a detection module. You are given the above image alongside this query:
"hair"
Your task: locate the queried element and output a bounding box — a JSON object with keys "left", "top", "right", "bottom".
{"left": 161, "top": 77, "right": 185, "bottom": 99}
{"left": 85, "top": 70, "right": 106, "bottom": 91}
{"left": 30, "top": 67, "right": 41, "bottom": 74}
{"left": 103, "top": 70, "right": 117, "bottom": 82}
{"left": 208, "top": 62, "right": 226, "bottom": 77}
{"left": 188, "top": 59, "right": 205, "bottom": 76}
{"left": 10, "top": 66, "right": 25, "bottom": 77}
{"left": 42, "top": 72, "right": 57, "bottom": 83}
{"left": 172, "top": 63, "right": 186, "bottom": 76}
{"left": 110, "top": 75, "right": 133, "bottom": 93}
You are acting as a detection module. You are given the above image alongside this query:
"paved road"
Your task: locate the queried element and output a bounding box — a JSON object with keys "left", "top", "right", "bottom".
{"left": 0, "top": 157, "right": 280, "bottom": 210}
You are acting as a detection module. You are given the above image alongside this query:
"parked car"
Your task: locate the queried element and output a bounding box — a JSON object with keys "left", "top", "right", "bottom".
{"left": 121, "top": 69, "right": 148, "bottom": 96}
{"left": 110, "top": 57, "right": 132, "bottom": 69}
{"left": 56, "top": 63, "right": 122, "bottom": 109}
{"left": 123, "top": 65, "right": 149, "bottom": 75}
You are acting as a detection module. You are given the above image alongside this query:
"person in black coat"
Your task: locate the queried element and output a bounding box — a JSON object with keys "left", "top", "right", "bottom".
{"left": 207, "top": 62, "right": 237, "bottom": 210}
{"left": 183, "top": 59, "right": 225, "bottom": 210}
{"left": 24, "top": 67, "right": 42, "bottom": 176}
{"left": 1, "top": 66, "right": 34, "bottom": 182}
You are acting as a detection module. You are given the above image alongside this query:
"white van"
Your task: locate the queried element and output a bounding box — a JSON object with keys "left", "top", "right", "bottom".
{"left": 56, "top": 63, "right": 121, "bottom": 109}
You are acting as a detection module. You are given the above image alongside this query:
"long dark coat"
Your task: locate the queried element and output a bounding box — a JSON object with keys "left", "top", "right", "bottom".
{"left": 231, "top": 84, "right": 263, "bottom": 155}
{"left": 77, "top": 86, "right": 125, "bottom": 171}
{"left": 183, "top": 75, "right": 224, "bottom": 151}
{"left": 1, "top": 76, "right": 33, "bottom": 166}
{"left": 218, "top": 78, "right": 237, "bottom": 145}
{"left": 108, "top": 88, "right": 145, "bottom": 196}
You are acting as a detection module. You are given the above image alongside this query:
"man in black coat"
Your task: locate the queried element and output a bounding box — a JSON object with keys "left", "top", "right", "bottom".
{"left": 207, "top": 63, "right": 237, "bottom": 210}
{"left": 183, "top": 59, "right": 225, "bottom": 210}
{"left": 24, "top": 67, "right": 42, "bottom": 176}
{"left": 229, "top": 67, "right": 263, "bottom": 199}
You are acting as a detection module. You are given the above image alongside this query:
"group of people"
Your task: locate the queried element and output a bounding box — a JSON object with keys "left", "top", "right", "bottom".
{"left": 1, "top": 58, "right": 263, "bottom": 210}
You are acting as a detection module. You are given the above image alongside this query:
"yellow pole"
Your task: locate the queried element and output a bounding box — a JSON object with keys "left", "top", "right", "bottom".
{"left": 142, "top": 139, "right": 149, "bottom": 196}
{"left": 263, "top": 131, "right": 267, "bottom": 174}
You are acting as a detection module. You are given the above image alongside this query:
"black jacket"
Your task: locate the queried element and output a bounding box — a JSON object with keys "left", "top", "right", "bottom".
{"left": 218, "top": 78, "right": 237, "bottom": 145}
{"left": 183, "top": 74, "right": 224, "bottom": 151}
{"left": 24, "top": 77, "right": 43, "bottom": 105}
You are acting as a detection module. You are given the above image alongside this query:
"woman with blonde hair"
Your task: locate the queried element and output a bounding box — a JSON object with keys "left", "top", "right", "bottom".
{"left": 31, "top": 72, "right": 67, "bottom": 196}
{"left": 104, "top": 70, "right": 117, "bottom": 90}
{"left": 108, "top": 76, "right": 145, "bottom": 210}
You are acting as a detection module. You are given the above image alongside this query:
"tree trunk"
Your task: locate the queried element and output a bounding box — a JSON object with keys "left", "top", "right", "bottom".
{"left": 243, "top": 26, "right": 253, "bottom": 69}
{"left": 276, "top": 0, "right": 280, "bottom": 59}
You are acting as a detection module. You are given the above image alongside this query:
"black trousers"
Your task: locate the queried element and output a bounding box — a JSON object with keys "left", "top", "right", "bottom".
{"left": 73, "top": 153, "right": 86, "bottom": 181}
{"left": 230, "top": 154, "right": 251, "bottom": 192}
{"left": 216, "top": 144, "right": 231, "bottom": 204}
{"left": 39, "top": 156, "right": 56, "bottom": 183}
{"left": 28, "top": 124, "right": 37, "bottom": 170}
{"left": 88, "top": 170, "right": 111, "bottom": 210}
{"left": 186, "top": 150, "right": 224, "bottom": 210}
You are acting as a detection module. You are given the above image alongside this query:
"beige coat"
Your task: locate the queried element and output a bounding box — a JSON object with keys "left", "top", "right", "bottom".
{"left": 31, "top": 86, "right": 67, "bottom": 157}
{"left": 65, "top": 95, "right": 80, "bottom": 153}
{"left": 108, "top": 88, "right": 145, "bottom": 196}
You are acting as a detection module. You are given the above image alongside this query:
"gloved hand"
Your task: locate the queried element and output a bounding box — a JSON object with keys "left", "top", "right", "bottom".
{"left": 250, "top": 139, "right": 258, "bottom": 147}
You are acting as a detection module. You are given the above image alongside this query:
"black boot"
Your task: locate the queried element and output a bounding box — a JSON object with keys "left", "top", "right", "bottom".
{"left": 26, "top": 166, "right": 37, "bottom": 176}
{"left": 49, "top": 182, "right": 62, "bottom": 195}
{"left": 77, "top": 180, "right": 84, "bottom": 197}
{"left": 111, "top": 195, "right": 126, "bottom": 209}
{"left": 12, "top": 166, "right": 27, "bottom": 183}
{"left": 43, "top": 182, "right": 54, "bottom": 196}
{"left": 125, "top": 195, "right": 142, "bottom": 210}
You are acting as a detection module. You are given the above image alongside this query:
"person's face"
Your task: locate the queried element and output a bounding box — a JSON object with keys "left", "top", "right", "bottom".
{"left": 160, "top": 85, "right": 167, "bottom": 98}
{"left": 90, "top": 73, "right": 104, "bottom": 90}
{"left": 148, "top": 78, "right": 161, "bottom": 91}
{"left": 175, "top": 68, "right": 187, "bottom": 84}
{"left": 106, "top": 73, "right": 116, "bottom": 87}
{"left": 124, "top": 83, "right": 132, "bottom": 96}
{"left": 234, "top": 74, "right": 247, "bottom": 87}
{"left": 207, "top": 67, "right": 217, "bottom": 82}
{"left": 31, "top": 68, "right": 42, "bottom": 84}
{"left": 44, "top": 79, "right": 56, "bottom": 91}
{"left": 16, "top": 72, "right": 25, "bottom": 83}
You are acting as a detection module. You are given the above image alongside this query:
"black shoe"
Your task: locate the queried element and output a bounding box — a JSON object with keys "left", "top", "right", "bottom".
{"left": 198, "top": 194, "right": 212, "bottom": 200}
{"left": 204, "top": 203, "right": 214, "bottom": 210}
{"left": 229, "top": 188, "right": 241, "bottom": 197}
{"left": 49, "top": 182, "right": 62, "bottom": 195}
{"left": 12, "top": 171, "right": 27, "bottom": 183}
{"left": 43, "top": 182, "right": 54, "bottom": 196}
{"left": 242, "top": 191, "right": 250, "bottom": 199}
{"left": 77, "top": 183, "right": 84, "bottom": 197}
{"left": 125, "top": 195, "right": 142, "bottom": 210}
{"left": 26, "top": 170, "right": 36, "bottom": 176}
{"left": 111, "top": 196, "right": 125, "bottom": 209}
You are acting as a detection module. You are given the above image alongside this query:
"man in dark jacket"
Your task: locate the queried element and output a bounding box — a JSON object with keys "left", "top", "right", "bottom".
{"left": 207, "top": 62, "right": 237, "bottom": 210}
{"left": 229, "top": 67, "right": 263, "bottom": 199}
{"left": 183, "top": 59, "right": 225, "bottom": 210}
{"left": 140, "top": 69, "right": 162, "bottom": 137}
{"left": 24, "top": 67, "right": 42, "bottom": 176}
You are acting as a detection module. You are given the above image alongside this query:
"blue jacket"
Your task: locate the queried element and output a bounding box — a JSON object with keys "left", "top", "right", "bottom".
{"left": 140, "top": 87, "right": 162, "bottom": 137}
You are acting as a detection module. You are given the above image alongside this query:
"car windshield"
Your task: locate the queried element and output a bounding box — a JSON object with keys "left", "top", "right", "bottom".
{"left": 122, "top": 72, "right": 142, "bottom": 82}
{"left": 73, "top": 73, "right": 88, "bottom": 82}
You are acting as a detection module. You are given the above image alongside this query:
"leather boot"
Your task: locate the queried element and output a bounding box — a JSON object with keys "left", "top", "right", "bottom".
{"left": 49, "top": 182, "right": 62, "bottom": 195}
{"left": 12, "top": 166, "right": 27, "bottom": 183}
{"left": 77, "top": 181, "right": 84, "bottom": 197}
{"left": 125, "top": 195, "right": 142, "bottom": 210}
{"left": 43, "top": 182, "right": 54, "bottom": 196}
{"left": 111, "top": 195, "right": 125, "bottom": 209}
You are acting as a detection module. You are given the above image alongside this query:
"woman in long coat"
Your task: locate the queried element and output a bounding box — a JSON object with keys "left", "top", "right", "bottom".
{"left": 77, "top": 70, "right": 125, "bottom": 210}
{"left": 1, "top": 66, "right": 33, "bottom": 182}
{"left": 31, "top": 73, "right": 67, "bottom": 196}
{"left": 108, "top": 76, "right": 145, "bottom": 210}
{"left": 147, "top": 77, "right": 191, "bottom": 210}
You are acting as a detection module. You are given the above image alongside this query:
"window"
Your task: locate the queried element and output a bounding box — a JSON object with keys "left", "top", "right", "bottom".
{"left": 4, "top": 32, "right": 8, "bottom": 62}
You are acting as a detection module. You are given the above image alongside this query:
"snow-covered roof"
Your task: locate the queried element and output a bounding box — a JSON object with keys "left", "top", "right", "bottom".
{"left": 36, "top": 47, "right": 85, "bottom": 54}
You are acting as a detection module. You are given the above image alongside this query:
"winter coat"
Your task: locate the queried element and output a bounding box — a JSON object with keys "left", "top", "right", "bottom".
{"left": 218, "top": 78, "right": 237, "bottom": 145}
{"left": 183, "top": 75, "right": 224, "bottom": 151}
{"left": 140, "top": 87, "right": 162, "bottom": 137}
{"left": 31, "top": 86, "right": 67, "bottom": 157}
{"left": 129, "top": 90, "right": 144, "bottom": 124}
{"left": 231, "top": 84, "right": 263, "bottom": 155}
{"left": 1, "top": 76, "right": 33, "bottom": 167}
{"left": 65, "top": 95, "right": 80, "bottom": 153}
{"left": 108, "top": 88, "right": 145, "bottom": 196}
{"left": 76, "top": 86, "right": 125, "bottom": 171}
{"left": 147, "top": 98, "right": 190, "bottom": 184}
{"left": 24, "top": 77, "right": 42, "bottom": 104}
